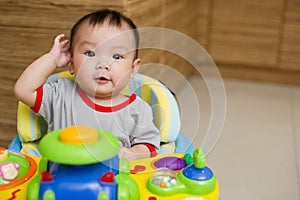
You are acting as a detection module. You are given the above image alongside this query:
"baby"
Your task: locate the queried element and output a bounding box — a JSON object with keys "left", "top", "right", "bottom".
{"left": 14, "top": 9, "right": 160, "bottom": 160}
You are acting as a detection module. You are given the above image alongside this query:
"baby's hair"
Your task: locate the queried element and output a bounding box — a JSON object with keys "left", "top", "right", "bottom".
{"left": 70, "top": 9, "right": 140, "bottom": 58}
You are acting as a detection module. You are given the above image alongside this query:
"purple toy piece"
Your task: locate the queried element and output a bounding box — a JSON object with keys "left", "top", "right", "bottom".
{"left": 154, "top": 156, "right": 186, "bottom": 170}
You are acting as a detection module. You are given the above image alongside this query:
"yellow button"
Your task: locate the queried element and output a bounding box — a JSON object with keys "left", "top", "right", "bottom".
{"left": 60, "top": 126, "right": 98, "bottom": 144}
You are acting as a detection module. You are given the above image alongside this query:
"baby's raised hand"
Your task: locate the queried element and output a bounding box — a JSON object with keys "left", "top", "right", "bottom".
{"left": 49, "top": 34, "right": 71, "bottom": 67}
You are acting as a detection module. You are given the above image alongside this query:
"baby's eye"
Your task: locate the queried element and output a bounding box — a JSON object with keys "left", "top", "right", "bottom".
{"left": 112, "top": 54, "right": 123, "bottom": 60}
{"left": 85, "top": 51, "right": 95, "bottom": 57}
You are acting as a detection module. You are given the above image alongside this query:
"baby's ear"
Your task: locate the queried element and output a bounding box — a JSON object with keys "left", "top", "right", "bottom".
{"left": 69, "top": 56, "right": 74, "bottom": 75}
{"left": 130, "top": 58, "right": 141, "bottom": 78}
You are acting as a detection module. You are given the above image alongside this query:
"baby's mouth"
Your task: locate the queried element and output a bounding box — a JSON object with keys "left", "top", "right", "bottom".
{"left": 95, "top": 76, "right": 111, "bottom": 84}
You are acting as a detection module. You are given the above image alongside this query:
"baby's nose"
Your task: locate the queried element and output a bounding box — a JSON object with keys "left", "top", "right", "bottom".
{"left": 96, "top": 64, "right": 110, "bottom": 71}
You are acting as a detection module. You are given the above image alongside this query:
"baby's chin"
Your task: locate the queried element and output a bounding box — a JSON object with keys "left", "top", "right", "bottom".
{"left": 82, "top": 83, "right": 113, "bottom": 97}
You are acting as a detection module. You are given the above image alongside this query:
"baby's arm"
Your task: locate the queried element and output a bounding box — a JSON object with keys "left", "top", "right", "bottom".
{"left": 119, "top": 145, "right": 152, "bottom": 160}
{"left": 14, "top": 34, "right": 71, "bottom": 107}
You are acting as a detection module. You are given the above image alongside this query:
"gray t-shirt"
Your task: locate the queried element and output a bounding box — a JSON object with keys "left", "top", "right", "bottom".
{"left": 34, "top": 78, "right": 160, "bottom": 151}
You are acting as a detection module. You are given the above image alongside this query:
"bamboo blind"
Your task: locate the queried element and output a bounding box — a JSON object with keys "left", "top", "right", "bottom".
{"left": 0, "top": 0, "right": 300, "bottom": 147}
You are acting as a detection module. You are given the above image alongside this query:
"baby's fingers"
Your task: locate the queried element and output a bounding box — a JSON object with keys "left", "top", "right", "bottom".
{"left": 60, "top": 39, "right": 69, "bottom": 47}
{"left": 62, "top": 46, "right": 69, "bottom": 53}
{"left": 54, "top": 34, "right": 69, "bottom": 48}
{"left": 54, "top": 34, "right": 65, "bottom": 43}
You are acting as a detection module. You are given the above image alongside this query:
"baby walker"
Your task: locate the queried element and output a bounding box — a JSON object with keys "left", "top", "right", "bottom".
{"left": 1, "top": 126, "right": 219, "bottom": 200}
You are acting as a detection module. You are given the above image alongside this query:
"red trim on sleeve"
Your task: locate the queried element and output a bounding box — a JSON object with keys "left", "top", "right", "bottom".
{"left": 31, "top": 86, "right": 43, "bottom": 113}
{"left": 134, "top": 143, "right": 157, "bottom": 157}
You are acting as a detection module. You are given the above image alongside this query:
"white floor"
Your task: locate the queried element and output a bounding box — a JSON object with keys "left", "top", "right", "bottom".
{"left": 175, "top": 75, "right": 300, "bottom": 200}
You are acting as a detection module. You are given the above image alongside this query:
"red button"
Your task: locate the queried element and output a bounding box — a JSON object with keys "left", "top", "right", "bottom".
{"left": 41, "top": 171, "right": 53, "bottom": 182}
{"left": 100, "top": 172, "right": 115, "bottom": 182}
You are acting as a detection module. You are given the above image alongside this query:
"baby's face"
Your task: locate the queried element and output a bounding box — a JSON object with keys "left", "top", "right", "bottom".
{"left": 71, "top": 21, "right": 139, "bottom": 101}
